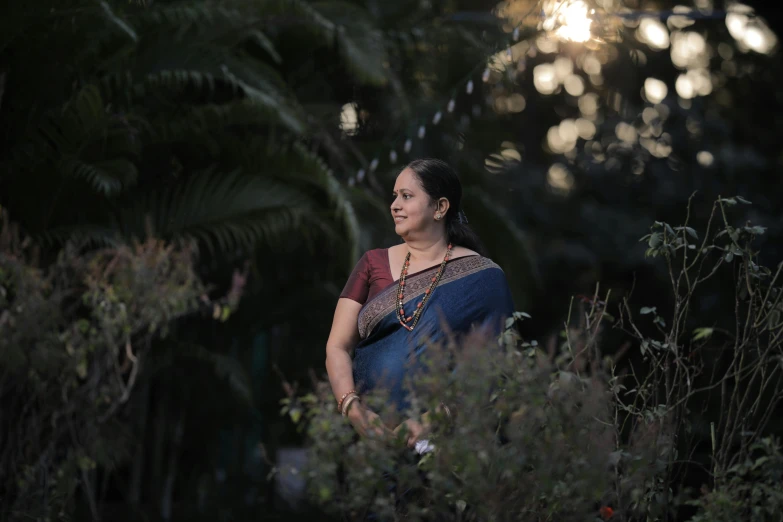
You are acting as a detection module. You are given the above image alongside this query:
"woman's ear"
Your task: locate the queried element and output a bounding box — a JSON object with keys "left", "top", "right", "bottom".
{"left": 437, "top": 197, "right": 450, "bottom": 216}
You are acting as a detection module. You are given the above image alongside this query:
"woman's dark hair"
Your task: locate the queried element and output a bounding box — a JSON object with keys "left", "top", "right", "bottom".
{"left": 405, "top": 158, "right": 486, "bottom": 256}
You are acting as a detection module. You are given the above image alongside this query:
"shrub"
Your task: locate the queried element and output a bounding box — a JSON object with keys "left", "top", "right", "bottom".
{"left": 0, "top": 210, "right": 219, "bottom": 519}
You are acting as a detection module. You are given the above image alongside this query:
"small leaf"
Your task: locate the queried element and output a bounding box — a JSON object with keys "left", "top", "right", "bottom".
{"left": 735, "top": 195, "right": 752, "bottom": 204}
{"left": 692, "top": 327, "right": 714, "bottom": 341}
{"left": 724, "top": 252, "right": 734, "bottom": 263}
{"left": 685, "top": 227, "right": 698, "bottom": 239}
{"left": 456, "top": 500, "right": 467, "bottom": 512}
{"left": 640, "top": 306, "right": 656, "bottom": 315}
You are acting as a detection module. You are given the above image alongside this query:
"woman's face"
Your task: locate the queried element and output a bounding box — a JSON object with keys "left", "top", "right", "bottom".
{"left": 390, "top": 168, "right": 437, "bottom": 238}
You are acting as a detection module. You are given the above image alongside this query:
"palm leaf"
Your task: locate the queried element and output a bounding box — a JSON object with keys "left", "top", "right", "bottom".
{"left": 59, "top": 157, "right": 139, "bottom": 197}
{"left": 102, "top": 61, "right": 306, "bottom": 135}
{"left": 224, "top": 139, "right": 360, "bottom": 264}
{"left": 149, "top": 99, "right": 294, "bottom": 152}
{"left": 132, "top": 3, "right": 280, "bottom": 64}
{"left": 100, "top": 1, "right": 138, "bottom": 43}
{"left": 311, "top": 1, "right": 389, "bottom": 86}
{"left": 111, "top": 168, "right": 315, "bottom": 255}
{"left": 253, "top": 0, "right": 388, "bottom": 86}
{"left": 17, "top": 84, "right": 141, "bottom": 196}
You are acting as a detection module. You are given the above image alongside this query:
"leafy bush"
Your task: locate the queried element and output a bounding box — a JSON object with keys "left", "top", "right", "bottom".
{"left": 689, "top": 437, "right": 783, "bottom": 522}
{"left": 286, "top": 324, "right": 664, "bottom": 522}
{"left": 0, "top": 210, "right": 223, "bottom": 519}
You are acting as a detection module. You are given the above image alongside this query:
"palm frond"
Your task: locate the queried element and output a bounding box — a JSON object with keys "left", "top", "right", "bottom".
{"left": 100, "top": 1, "right": 138, "bottom": 43}
{"left": 131, "top": 3, "right": 281, "bottom": 64}
{"left": 102, "top": 62, "right": 306, "bottom": 134}
{"left": 112, "top": 169, "right": 315, "bottom": 256}
{"left": 17, "top": 84, "right": 141, "bottom": 196}
{"left": 254, "top": 0, "right": 388, "bottom": 86}
{"left": 59, "top": 157, "right": 139, "bottom": 197}
{"left": 149, "top": 99, "right": 293, "bottom": 151}
{"left": 311, "top": 1, "right": 389, "bottom": 86}
{"left": 225, "top": 138, "right": 360, "bottom": 264}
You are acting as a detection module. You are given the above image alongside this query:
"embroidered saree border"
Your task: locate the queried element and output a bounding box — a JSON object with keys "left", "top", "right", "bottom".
{"left": 357, "top": 256, "right": 501, "bottom": 340}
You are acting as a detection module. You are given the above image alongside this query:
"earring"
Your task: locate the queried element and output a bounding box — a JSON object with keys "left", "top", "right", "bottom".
{"left": 435, "top": 213, "right": 442, "bottom": 220}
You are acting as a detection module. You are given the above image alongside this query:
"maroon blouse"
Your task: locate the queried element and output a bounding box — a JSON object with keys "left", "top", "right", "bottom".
{"left": 339, "top": 249, "right": 395, "bottom": 305}
{"left": 339, "top": 249, "right": 481, "bottom": 306}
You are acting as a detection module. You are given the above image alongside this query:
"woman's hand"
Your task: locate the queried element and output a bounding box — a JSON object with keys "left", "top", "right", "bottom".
{"left": 347, "top": 402, "right": 391, "bottom": 439}
{"left": 393, "top": 418, "right": 429, "bottom": 448}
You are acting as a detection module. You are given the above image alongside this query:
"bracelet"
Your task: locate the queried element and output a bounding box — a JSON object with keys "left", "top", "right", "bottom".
{"left": 337, "top": 390, "right": 357, "bottom": 413}
{"left": 342, "top": 395, "right": 360, "bottom": 416}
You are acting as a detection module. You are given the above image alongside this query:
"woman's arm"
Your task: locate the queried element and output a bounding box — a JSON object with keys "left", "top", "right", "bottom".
{"left": 325, "top": 298, "right": 361, "bottom": 402}
{"left": 325, "top": 298, "right": 388, "bottom": 437}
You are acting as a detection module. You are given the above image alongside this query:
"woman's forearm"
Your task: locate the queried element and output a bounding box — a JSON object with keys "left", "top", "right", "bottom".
{"left": 325, "top": 346, "right": 356, "bottom": 403}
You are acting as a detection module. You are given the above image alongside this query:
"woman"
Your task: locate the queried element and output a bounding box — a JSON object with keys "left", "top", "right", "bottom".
{"left": 325, "top": 158, "right": 515, "bottom": 447}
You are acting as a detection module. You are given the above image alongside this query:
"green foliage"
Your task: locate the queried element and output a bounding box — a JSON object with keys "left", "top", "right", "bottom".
{"left": 689, "top": 438, "right": 783, "bottom": 522}
{"left": 1, "top": 0, "right": 366, "bottom": 262}
{"left": 0, "top": 211, "right": 208, "bottom": 518}
{"left": 290, "top": 326, "right": 659, "bottom": 521}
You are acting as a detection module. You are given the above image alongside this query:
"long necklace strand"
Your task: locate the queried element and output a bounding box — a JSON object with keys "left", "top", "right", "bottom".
{"left": 396, "top": 243, "right": 452, "bottom": 331}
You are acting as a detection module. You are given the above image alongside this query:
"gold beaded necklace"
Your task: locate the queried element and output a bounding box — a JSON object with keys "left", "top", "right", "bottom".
{"left": 396, "top": 243, "right": 452, "bottom": 331}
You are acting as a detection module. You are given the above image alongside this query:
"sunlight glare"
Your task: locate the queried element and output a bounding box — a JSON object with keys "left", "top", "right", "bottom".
{"left": 543, "top": 0, "right": 594, "bottom": 43}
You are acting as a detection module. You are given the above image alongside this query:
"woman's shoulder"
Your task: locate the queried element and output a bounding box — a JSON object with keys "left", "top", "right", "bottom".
{"left": 354, "top": 248, "right": 390, "bottom": 269}
{"left": 362, "top": 247, "right": 390, "bottom": 260}
{"left": 457, "top": 252, "right": 504, "bottom": 274}
{"left": 452, "top": 245, "right": 480, "bottom": 258}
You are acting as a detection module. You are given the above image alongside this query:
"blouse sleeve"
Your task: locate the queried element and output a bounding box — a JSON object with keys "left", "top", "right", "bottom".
{"left": 339, "top": 252, "right": 371, "bottom": 305}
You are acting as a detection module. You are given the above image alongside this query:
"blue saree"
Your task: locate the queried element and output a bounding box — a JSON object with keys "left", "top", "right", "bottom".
{"left": 352, "top": 256, "right": 514, "bottom": 413}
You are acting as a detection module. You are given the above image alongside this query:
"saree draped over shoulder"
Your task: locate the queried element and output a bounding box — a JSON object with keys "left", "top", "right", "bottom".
{"left": 351, "top": 255, "right": 514, "bottom": 411}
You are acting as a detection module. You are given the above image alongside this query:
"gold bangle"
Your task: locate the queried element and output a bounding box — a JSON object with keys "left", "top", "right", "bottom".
{"left": 342, "top": 395, "right": 360, "bottom": 416}
{"left": 337, "top": 390, "right": 357, "bottom": 412}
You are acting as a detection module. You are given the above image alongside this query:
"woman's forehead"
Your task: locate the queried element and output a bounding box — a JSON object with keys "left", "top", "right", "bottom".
{"left": 394, "top": 168, "right": 419, "bottom": 190}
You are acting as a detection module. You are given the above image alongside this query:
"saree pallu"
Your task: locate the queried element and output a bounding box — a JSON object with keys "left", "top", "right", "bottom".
{"left": 352, "top": 256, "right": 514, "bottom": 414}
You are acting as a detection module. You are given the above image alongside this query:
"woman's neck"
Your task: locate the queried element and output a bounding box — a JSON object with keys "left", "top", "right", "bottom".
{"left": 403, "top": 236, "right": 450, "bottom": 264}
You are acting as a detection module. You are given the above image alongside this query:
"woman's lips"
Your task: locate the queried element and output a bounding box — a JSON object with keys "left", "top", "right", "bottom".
{"left": 394, "top": 216, "right": 406, "bottom": 223}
